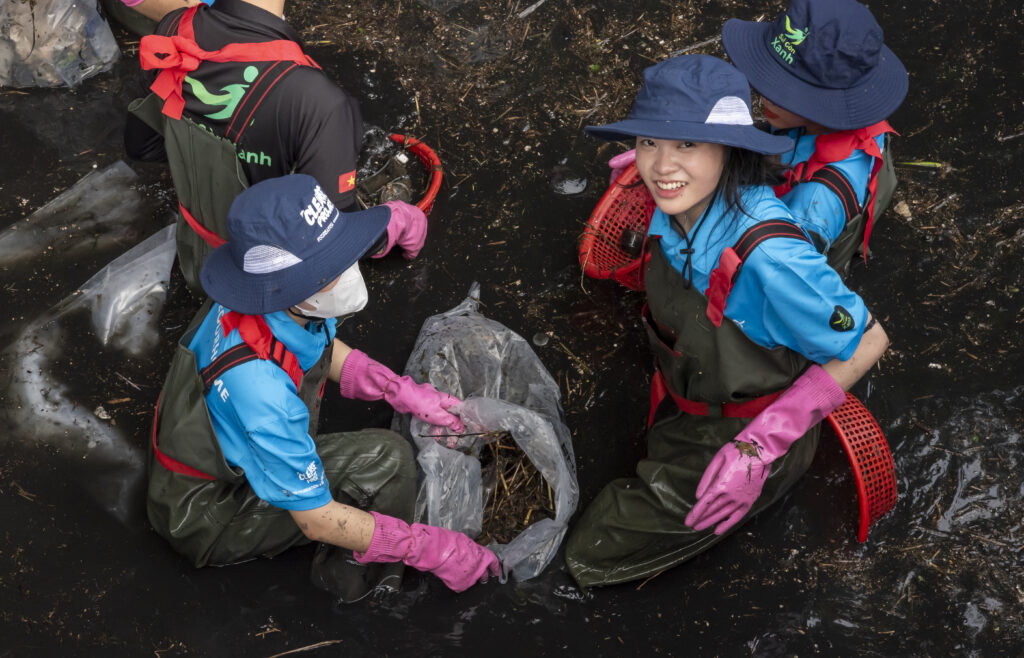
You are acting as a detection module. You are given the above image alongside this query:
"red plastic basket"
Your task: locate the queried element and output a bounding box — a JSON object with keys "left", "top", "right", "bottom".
{"left": 389, "top": 134, "right": 443, "bottom": 215}
{"left": 579, "top": 163, "right": 655, "bottom": 291}
{"left": 826, "top": 392, "right": 898, "bottom": 542}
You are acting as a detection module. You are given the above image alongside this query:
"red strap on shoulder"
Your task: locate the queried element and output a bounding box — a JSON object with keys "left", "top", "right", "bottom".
{"left": 704, "top": 247, "right": 742, "bottom": 328}
{"left": 138, "top": 6, "right": 320, "bottom": 119}
{"left": 220, "top": 312, "right": 304, "bottom": 389}
{"left": 772, "top": 122, "right": 898, "bottom": 256}
{"left": 179, "top": 201, "right": 226, "bottom": 247}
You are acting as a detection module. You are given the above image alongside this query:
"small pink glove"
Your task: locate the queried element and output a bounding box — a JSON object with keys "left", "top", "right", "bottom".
{"left": 371, "top": 200, "right": 427, "bottom": 259}
{"left": 608, "top": 149, "right": 636, "bottom": 185}
{"left": 340, "top": 349, "right": 465, "bottom": 432}
{"left": 354, "top": 511, "right": 501, "bottom": 592}
{"left": 685, "top": 365, "right": 846, "bottom": 535}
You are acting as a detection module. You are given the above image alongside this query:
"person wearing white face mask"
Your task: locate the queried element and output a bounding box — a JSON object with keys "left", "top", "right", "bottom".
{"left": 147, "top": 174, "right": 499, "bottom": 600}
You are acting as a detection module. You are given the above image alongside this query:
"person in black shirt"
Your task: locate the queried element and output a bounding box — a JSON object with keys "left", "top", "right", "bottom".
{"left": 126, "top": 0, "right": 426, "bottom": 292}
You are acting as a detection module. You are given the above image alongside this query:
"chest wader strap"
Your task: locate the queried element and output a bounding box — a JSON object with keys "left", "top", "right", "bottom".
{"left": 648, "top": 370, "right": 782, "bottom": 428}
{"left": 704, "top": 220, "right": 810, "bottom": 328}
{"left": 152, "top": 392, "right": 216, "bottom": 481}
{"left": 152, "top": 323, "right": 306, "bottom": 480}
{"left": 179, "top": 202, "right": 226, "bottom": 248}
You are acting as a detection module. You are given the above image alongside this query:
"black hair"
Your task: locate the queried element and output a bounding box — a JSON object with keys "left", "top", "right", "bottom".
{"left": 704, "top": 147, "right": 787, "bottom": 245}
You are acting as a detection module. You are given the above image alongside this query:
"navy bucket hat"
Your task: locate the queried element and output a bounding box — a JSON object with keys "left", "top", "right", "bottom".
{"left": 585, "top": 55, "right": 793, "bottom": 155}
{"left": 201, "top": 174, "right": 389, "bottom": 315}
{"left": 722, "top": 0, "right": 908, "bottom": 130}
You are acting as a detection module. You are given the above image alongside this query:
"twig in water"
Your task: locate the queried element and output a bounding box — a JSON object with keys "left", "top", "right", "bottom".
{"left": 266, "top": 640, "right": 343, "bottom": 658}
{"left": 668, "top": 35, "right": 721, "bottom": 57}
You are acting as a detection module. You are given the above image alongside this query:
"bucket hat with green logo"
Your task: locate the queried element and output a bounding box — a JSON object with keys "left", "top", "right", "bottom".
{"left": 722, "top": 0, "right": 908, "bottom": 130}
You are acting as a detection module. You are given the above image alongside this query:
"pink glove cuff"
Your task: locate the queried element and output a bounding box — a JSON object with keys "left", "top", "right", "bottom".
{"left": 353, "top": 511, "right": 410, "bottom": 564}
{"left": 371, "top": 201, "right": 427, "bottom": 260}
{"left": 786, "top": 365, "right": 846, "bottom": 419}
{"left": 339, "top": 349, "right": 382, "bottom": 400}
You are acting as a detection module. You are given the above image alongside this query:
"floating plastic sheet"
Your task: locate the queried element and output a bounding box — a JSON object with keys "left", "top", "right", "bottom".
{"left": 393, "top": 284, "right": 579, "bottom": 581}
{"left": 0, "top": 161, "right": 145, "bottom": 269}
{"left": 0, "top": 0, "right": 120, "bottom": 88}
{"left": 0, "top": 225, "right": 176, "bottom": 520}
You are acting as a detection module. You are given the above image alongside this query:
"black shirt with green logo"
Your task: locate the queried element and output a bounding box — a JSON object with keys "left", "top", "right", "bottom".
{"left": 125, "top": 0, "right": 361, "bottom": 211}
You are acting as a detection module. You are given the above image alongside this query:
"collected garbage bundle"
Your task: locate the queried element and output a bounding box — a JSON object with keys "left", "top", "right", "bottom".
{"left": 393, "top": 284, "right": 578, "bottom": 581}
{"left": 0, "top": 0, "right": 120, "bottom": 88}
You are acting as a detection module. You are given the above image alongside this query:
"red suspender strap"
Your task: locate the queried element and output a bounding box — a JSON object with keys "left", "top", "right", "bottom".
{"left": 151, "top": 392, "right": 217, "bottom": 481}
{"left": 648, "top": 370, "right": 782, "bottom": 425}
{"left": 703, "top": 220, "right": 809, "bottom": 328}
{"left": 220, "top": 312, "right": 304, "bottom": 389}
{"left": 704, "top": 247, "right": 742, "bottom": 329}
{"left": 179, "top": 201, "right": 226, "bottom": 247}
{"left": 138, "top": 6, "right": 320, "bottom": 119}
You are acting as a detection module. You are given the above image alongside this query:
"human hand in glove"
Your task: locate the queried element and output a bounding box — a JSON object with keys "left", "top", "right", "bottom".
{"left": 607, "top": 149, "right": 636, "bottom": 185}
{"left": 354, "top": 511, "right": 500, "bottom": 592}
{"left": 340, "top": 349, "right": 464, "bottom": 432}
{"left": 371, "top": 200, "right": 427, "bottom": 259}
{"left": 685, "top": 365, "right": 846, "bottom": 535}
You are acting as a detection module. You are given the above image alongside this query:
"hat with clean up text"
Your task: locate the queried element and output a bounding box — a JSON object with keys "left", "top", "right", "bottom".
{"left": 585, "top": 55, "right": 794, "bottom": 155}
{"left": 200, "top": 174, "right": 389, "bottom": 315}
{"left": 722, "top": 0, "right": 908, "bottom": 130}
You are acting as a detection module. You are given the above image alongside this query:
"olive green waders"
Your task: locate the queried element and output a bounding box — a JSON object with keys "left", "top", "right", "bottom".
{"left": 565, "top": 243, "right": 820, "bottom": 588}
{"left": 99, "top": 0, "right": 158, "bottom": 38}
{"left": 823, "top": 139, "right": 897, "bottom": 278}
{"left": 147, "top": 303, "right": 415, "bottom": 574}
{"left": 129, "top": 94, "right": 248, "bottom": 295}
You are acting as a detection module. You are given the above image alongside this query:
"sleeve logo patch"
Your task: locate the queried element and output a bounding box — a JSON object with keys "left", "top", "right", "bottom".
{"left": 339, "top": 170, "right": 356, "bottom": 194}
{"left": 830, "top": 305, "right": 855, "bottom": 332}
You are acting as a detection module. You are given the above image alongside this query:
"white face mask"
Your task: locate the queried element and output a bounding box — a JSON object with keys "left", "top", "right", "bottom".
{"left": 294, "top": 262, "right": 368, "bottom": 319}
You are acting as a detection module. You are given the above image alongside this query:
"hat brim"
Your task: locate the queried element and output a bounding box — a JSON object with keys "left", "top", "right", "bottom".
{"left": 200, "top": 204, "right": 389, "bottom": 315}
{"left": 722, "top": 19, "right": 908, "bottom": 130}
{"left": 585, "top": 118, "right": 794, "bottom": 155}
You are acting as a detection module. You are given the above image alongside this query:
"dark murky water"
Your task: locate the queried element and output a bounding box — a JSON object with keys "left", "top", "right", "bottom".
{"left": 2, "top": 0, "right": 1022, "bottom": 654}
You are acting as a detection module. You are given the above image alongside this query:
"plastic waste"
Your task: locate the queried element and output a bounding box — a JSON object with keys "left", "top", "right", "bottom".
{"left": 0, "top": 161, "right": 145, "bottom": 268}
{"left": 0, "top": 0, "right": 120, "bottom": 88}
{"left": 0, "top": 224, "right": 177, "bottom": 521}
{"left": 392, "top": 284, "right": 579, "bottom": 581}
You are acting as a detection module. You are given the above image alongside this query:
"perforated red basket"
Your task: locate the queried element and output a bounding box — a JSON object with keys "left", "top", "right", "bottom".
{"left": 389, "top": 134, "right": 443, "bottom": 215}
{"left": 578, "top": 163, "right": 655, "bottom": 291}
{"left": 826, "top": 392, "right": 898, "bottom": 542}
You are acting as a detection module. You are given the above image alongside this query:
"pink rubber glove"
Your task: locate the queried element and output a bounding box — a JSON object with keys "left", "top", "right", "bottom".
{"left": 608, "top": 149, "right": 636, "bottom": 185}
{"left": 371, "top": 200, "right": 427, "bottom": 259}
{"left": 340, "top": 349, "right": 465, "bottom": 432}
{"left": 354, "top": 511, "right": 500, "bottom": 592}
{"left": 685, "top": 365, "right": 846, "bottom": 535}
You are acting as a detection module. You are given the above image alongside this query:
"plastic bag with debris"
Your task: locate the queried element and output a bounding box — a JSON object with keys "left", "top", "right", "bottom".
{"left": 0, "top": 0, "right": 120, "bottom": 88}
{"left": 392, "top": 284, "right": 578, "bottom": 581}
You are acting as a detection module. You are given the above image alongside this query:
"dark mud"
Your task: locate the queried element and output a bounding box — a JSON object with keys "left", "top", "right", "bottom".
{"left": 2, "top": 0, "right": 1022, "bottom": 655}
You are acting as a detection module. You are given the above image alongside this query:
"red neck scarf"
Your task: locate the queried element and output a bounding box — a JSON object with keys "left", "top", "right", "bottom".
{"left": 220, "top": 311, "right": 303, "bottom": 389}
{"left": 138, "top": 6, "right": 318, "bottom": 119}
{"left": 774, "top": 121, "right": 898, "bottom": 256}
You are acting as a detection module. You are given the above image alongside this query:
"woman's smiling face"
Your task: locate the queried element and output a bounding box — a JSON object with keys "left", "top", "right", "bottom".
{"left": 634, "top": 137, "right": 728, "bottom": 224}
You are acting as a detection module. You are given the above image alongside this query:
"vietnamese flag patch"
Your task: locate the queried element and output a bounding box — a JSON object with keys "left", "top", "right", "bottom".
{"left": 339, "top": 170, "right": 357, "bottom": 194}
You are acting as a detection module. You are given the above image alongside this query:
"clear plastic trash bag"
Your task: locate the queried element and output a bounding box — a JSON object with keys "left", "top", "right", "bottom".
{"left": 0, "top": 0, "right": 120, "bottom": 88}
{"left": 0, "top": 224, "right": 176, "bottom": 520}
{"left": 392, "top": 284, "right": 579, "bottom": 581}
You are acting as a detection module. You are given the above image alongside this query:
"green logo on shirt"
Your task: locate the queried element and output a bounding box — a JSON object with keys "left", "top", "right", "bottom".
{"left": 184, "top": 65, "right": 259, "bottom": 120}
{"left": 830, "top": 305, "right": 855, "bottom": 332}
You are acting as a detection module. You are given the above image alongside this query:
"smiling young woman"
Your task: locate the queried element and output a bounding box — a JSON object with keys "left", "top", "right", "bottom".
{"left": 565, "top": 54, "right": 888, "bottom": 589}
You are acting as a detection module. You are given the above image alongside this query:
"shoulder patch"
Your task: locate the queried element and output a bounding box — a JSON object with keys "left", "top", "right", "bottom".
{"left": 829, "top": 305, "right": 855, "bottom": 332}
